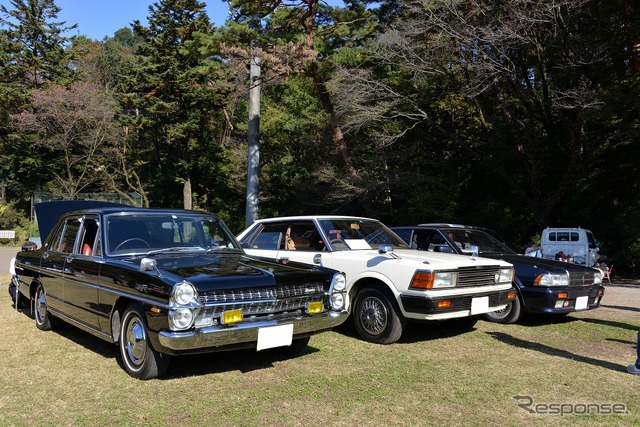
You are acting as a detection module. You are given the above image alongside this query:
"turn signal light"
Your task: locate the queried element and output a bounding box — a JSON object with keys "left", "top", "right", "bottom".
{"left": 507, "top": 291, "right": 516, "bottom": 300}
{"left": 437, "top": 300, "right": 452, "bottom": 309}
{"left": 558, "top": 292, "right": 568, "bottom": 299}
{"left": 411, "top": 272, "right": 435, "bottom": 289}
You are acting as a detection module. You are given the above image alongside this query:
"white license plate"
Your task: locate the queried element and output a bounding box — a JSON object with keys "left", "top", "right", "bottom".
{"left": 575, "top": 296, "right": 589, "bottom": 310}
{"left": 471, "top": 296, "right": 490, "bottom": 315}
{"left": 257, "top": 324, "right": 294, "bottom": 351}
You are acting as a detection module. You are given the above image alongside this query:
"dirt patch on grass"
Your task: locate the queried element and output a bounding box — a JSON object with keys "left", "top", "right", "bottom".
{"left": 580, "top": 280, "right": 640, "bottom": 322}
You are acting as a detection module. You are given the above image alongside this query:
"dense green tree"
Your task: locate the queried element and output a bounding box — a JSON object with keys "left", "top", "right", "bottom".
{"left": 122, "top": 0, "right": 231, "bottom": 210}
{"left": 0, "top": 0, "right": 76, "bottom": 87}
{"left": 220, "top": 0, "right": 381, "bottom": 216}
{"left": 0, "top": 0, "right": 77, "bottom": 210}
{"left": 329, "top": 0, "right": 640, "bottom": 265}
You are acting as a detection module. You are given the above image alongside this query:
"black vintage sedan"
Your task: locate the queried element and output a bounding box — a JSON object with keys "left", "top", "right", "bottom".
{"left": 391, "top": 224, "right": 605, "bottom": 324}
{"left": 13, "top": 202, "right": 348, "bottom": 379}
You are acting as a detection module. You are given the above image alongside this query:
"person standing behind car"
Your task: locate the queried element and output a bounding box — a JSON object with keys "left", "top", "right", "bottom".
{"left": 525, "top": 243, "right": 543, "bottom": 258}
{"left": 628, "top": 332, "right": 640, "bottom": 375}
{"left": 7, "top": 241, "right": 37, "bottom": 306}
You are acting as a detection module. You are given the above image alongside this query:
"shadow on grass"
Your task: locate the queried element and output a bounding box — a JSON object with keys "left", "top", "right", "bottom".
{"left": 607, "top": 337, "right": 636, "bottom": 346}
{"left": 488, "top": 331, "right": 626, "bottom": 373}
{"left": 163, "top": 345, "right": 320, "bottom": 379}
{"left": 15, "top": 305, "right": 322, "bottom": 379}
{"left": 579, "top": 317, "right": 638, "bottom": 332}
{"left": 600, "top": 304, "right": 640, "bottom": 314}
{"left": 516, "top": 313, "right": 578, "bottom": 327}
{"left": 334, "top": 316, "right": 478, "bottom": 344}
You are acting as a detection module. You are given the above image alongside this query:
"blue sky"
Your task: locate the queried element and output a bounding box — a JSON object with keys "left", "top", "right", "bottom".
{"left": 54, "top": 0, "right": 231, "bottom": 40}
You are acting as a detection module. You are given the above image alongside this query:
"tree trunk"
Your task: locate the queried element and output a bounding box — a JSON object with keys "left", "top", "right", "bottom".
{"left": 311, "top": 69, "right": 358, "bottom": 178}
{"left": 183, "top": 176, "right": 192, "bottom": 210}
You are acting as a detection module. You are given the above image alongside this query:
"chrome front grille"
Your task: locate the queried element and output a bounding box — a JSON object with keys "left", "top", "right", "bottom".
{"left": 198, "top": 282, "right": 325, "bottom": 318}
{"left": 456, "top": 266, "right": 502, "bottom": 287}
{"left": 569, "top": 271, "right": 595, "bottom": 286}
{"left": 198, "top": 295, "right": 322, "bottom": 318}
{"left": 199, "top": 282, "right": 324, "bottom": 304}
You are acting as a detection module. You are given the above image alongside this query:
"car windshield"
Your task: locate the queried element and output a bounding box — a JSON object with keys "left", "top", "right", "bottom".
{"left": 318, "top": 219, "right": 408, "bottom": 250}
{"left": 445, "top": 228, "right": 515, "bottom": 255}
{"left": 106, "top": 213, "right": 240, "bottom": 255}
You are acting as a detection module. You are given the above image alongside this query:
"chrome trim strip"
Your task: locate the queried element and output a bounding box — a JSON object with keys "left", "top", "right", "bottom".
{"left": 47, "top": 308, "right": 113, "bottom": 342}
{"left": 158, "top": 310, "right": 348, "bottom": 351}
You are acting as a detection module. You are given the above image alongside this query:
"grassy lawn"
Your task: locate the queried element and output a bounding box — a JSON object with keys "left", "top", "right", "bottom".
{"left": 1, "top": 274, "right": 639, "bottom": 426}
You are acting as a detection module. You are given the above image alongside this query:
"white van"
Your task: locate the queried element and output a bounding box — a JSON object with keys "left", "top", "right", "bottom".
{"left": 540, "top": 227, "right": 600, "bottom": 266}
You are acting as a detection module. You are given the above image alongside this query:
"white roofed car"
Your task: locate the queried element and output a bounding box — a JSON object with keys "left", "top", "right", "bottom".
{"left": 237, "top": 216, "right": 516, "bottom": 344}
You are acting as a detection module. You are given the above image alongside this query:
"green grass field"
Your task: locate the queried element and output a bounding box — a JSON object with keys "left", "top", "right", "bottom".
{"left": 1, "top": 275, "right": 639, "bottom": 426}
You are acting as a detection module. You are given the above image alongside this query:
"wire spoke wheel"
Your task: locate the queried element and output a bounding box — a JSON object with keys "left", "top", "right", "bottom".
{"left": 359, "top": 296, "right": 388, "bottom": 336}
{"left": 353, "top": 287, "right": 404, "bottom": 344}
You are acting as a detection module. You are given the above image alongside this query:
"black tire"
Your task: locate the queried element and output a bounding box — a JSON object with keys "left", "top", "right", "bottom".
{"left": 34, "top": 283, "right": 59, "bottom": 331}
{"left": 119, "top": 304, "right": 170, "bottom": 380}
{"left": 447, "top": 315, "right": 480, "bottom": 331}
{"left": 353, "top": 287, "right": 405, "bottom": 344}
{"left": 483, "top": 295, "right": 523, "bottom": 324}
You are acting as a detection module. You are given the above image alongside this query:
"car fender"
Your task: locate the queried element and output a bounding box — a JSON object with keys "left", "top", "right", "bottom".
{"left": 348, "top": 270, "right": 401, "bottom": 307}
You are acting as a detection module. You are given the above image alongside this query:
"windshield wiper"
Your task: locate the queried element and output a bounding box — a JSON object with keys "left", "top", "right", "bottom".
{"left": 146, "top": 246, "right": 207, "bottom": 255}
{"left": 207, "top": 246, "right": 242, "bottom": 253}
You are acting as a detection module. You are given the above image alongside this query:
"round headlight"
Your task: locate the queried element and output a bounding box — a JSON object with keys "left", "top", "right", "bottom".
{"left": 330, "top": 293, "right": 345, "bottom": 310}
{"left": 171, "top": 308, "right": 194, "bottom": 329}
{"left": 332, "top": 273, "right": 347, "bottom": 292}
{"left": 173, "top": 281, "right": 197, "bottom": 305}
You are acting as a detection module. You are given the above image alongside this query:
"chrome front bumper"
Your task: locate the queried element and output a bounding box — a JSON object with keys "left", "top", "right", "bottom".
{"left": 157, "top": 310, "right": 348, "bottom": 353}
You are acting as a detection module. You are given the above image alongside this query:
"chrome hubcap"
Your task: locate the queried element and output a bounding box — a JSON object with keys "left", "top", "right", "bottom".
{"left": 35, "top": 289, "right": 47, "bottom": 324}
{"left": 125, "top": 317, "right": 147, "bottom": 367}
{"left": 359, "top": 296, "right": 388, "bottom": 336}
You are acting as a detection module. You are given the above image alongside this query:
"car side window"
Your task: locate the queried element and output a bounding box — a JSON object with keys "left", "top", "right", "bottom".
{"left": 48, "top": 224, "right": 64, "bottom": 252}
{"left": 393, "top": 229, "right": 412, "bottom": 246}
{"left": 428, "top": 231, "right": 450, "bottom": 252}
{"left": 59, "top": 218, "right": 81, "bottom": 254}
{"left": 250, "top": 222, "right": 326, "bottom": 251}
{"left": 285, "top": 222, "right": 325, "bottom": 251}
{"left": 79, "top": 217, "right": 99, "bottom": 256}
{"left": 412, "top": 230, "right": 437, "bottom": 251}
{"left": 252, "top": 230, "right": 284, "bottom": 250}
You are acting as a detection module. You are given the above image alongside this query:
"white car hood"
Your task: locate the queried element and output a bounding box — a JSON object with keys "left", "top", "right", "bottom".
{"left": 356, "top": 248, "right": 512, "bottom": 268}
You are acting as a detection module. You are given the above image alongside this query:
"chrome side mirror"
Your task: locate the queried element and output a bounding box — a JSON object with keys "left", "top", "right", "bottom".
{"left": 378, "top": 245, "right": 393, "bottom": 254}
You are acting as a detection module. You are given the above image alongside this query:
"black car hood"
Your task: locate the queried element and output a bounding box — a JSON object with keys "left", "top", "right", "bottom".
{"left": 126, "top": 251, "right": 328, "bottom": 292}
{"left": 485, "top": 253, "right": 596, "bottom": 273}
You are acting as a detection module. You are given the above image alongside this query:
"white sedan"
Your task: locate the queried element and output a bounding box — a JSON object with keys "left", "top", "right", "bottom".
{"left": 237, "top": 216, "right": 516, "bottom": 344}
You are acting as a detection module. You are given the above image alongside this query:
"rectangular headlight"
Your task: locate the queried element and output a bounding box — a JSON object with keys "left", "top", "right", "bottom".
{"left": 410, "top": 271, "right": 457, "bottom": 289}
{"left": 497, "top": 268, "right": 514, "bottom": 284}
{"left": 534, "top": 273, "right": 570, "bottom": 287}
{"left": 593, "top": 272, "right": 603, "bottom": 285}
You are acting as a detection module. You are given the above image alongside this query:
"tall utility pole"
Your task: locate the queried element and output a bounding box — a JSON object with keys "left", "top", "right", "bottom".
{"left": 245, "top": 55, "right": 261, "bottom": 227}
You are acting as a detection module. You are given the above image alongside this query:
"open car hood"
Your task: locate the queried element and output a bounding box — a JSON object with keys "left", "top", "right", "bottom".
{"left": 35, "top": 200, "right": 128, "bottom": 244}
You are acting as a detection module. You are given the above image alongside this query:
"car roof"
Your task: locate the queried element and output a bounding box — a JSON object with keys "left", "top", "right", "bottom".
{"left": 418, "top": 223, "right": 474, "bottom": 228}
{"left": 253, "top": 215, "right": 379, "bottom": 222}
{"left": 395, "top": 224, "right": 509, "bottom": 245}
{"left": 35, "top": 201, "right": 217, "bottom": 244}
